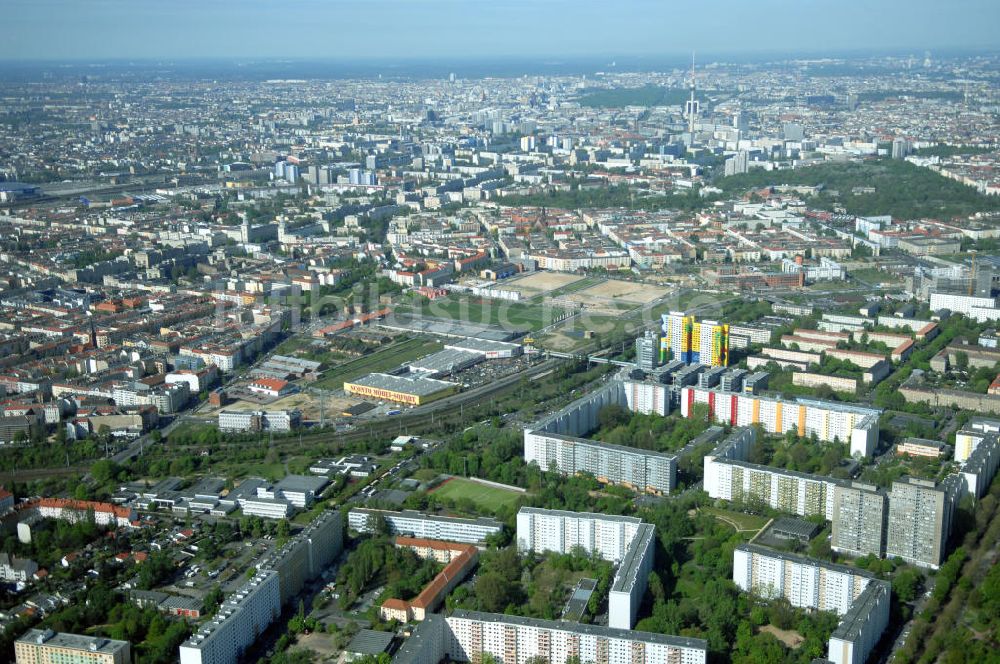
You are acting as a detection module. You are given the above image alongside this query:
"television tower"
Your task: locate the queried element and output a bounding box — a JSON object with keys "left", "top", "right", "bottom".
{"left": 685, "top": 52, "right": 700, "bottom": 137}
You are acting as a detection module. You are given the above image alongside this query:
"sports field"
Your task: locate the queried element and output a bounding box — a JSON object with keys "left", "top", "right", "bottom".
{"left": 430, "top": 477, "right": 524, "bottom": 512}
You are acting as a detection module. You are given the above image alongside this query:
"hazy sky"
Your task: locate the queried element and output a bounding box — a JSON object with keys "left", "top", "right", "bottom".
{"left": 3, "top": 0, "right": 998, "bottom": 62}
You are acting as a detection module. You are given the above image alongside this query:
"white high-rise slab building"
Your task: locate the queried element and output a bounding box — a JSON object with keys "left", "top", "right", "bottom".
{"left": 516, "top": 507, "right": 655, "bottom": 629}
{"left": 733, "top": 544, "right": 890, "bottom": 664}
{"left": 394, "top": 613, "right": 708, "bottom": 664}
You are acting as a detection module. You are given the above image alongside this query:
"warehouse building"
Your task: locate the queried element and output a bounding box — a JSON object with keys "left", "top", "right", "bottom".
{"left": 443, "top": 337, "right": 523, "bottom": 358}
{"left": 405, "top": 349, "right": 483, "bottom": 378}
{"left": 344, "top": 372, "right": 458, "bottom": 405}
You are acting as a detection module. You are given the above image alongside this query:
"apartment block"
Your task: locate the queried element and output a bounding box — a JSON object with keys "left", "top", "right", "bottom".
{"left": 831, "top": 482, "right": 887, "bottom": 558}
{"left": 660, "top": 312, "right": 729, "bottom": 366}
{"left": 703, "top": 427, "right": 842, "bottom": 520}
{"left": 179, "top": 571, "right": 282, "bottom": 664}
{"left": 16, "top": 630, "right": 131, "bottom": 664}
{"left": 954, "top": 417, "right": 1000, "bottom": 462}
{"left": 348, "top": 508, "right": 503, "bottom": 544}
{"left": 885, "top": 477, "right": 959, "bottom": 569}
{"left": 180, "top": 511, "right": 342, "bottom": 664}
{"left": 524, "top": 380, "right": 676, "bottom": 494}
{"left": 680, "top": 386, "right": 880, "bottom": 457}
{"left": 732, "top": 545, "right": 889, "bottom": 664}
{"left": 623, "top": 378, "right": 671, "bottom": 416}
{"left": 827, "top": 582, "right": 891, "bottom": 664}
{"left": 515, "top": 507, "right": 655, "bottom": 629}
{"left": 958, "top": 432, "right": 1000, "bottom": 499}
{"left": 445, "top": 610, "right": 707, "bottom": 664}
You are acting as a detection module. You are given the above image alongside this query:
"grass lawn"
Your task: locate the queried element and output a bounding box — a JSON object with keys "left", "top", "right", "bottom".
{"left": 312, "top": 337, "right": 442, "bottom": 390}
{"left": 849, "top": 267, "right": 902, "bottom": 284}
{"left": 397, "top": 295, "right": 571, "bottom": 332}
{"left": 430, "top": 477, "right": 524, "bottom": 512}
{"left": 411, "top": 468, "right": 441, "bottom": 482}
{"left": 169, "top": 420, "right": 216, "bottom": 441}
{"left": 700, "top": 506, "right": 770, "bottom": 533}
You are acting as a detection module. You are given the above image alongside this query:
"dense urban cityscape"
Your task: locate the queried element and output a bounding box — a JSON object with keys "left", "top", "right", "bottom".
{"left": 0, "top": 3, "right": 999, "bottom": 664}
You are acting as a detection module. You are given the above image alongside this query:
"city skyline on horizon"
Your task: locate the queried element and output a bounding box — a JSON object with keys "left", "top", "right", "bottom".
{"left": 2, "top": 0, "right": 998, "bottom": 62}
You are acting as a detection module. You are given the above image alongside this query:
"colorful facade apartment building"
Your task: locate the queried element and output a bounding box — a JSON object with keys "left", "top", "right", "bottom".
{"left": 679, "top": 386, "right": 880, "bottom": 457}
{"left": 660, "top": 312, "right": 729, "bottom": 367}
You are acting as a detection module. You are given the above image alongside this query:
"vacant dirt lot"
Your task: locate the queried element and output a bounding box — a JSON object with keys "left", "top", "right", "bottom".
{"left": 502, "top": 271, "right": 584, "bottom": 296}
{"left": 568, "top": 279, "right": 667, "bottom": 305}
{"left": 760, "top": 624, "right": 804, "bottom": 649}
{"left": 290, "top": 632, "right": 340, "bottom": 662}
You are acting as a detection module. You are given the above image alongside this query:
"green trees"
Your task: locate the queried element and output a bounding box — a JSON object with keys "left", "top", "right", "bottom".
{"left": 592, "top": 405, "right": 711, "bottom": 453}
{"left": 334, "top": 537, "right": 440, "bottom": 609}
{"left": 91, "top": 459, "right": 122, "bottom": 484}
{"left": 716, "top": 159, "right": 1000, "bottom": 220}
{"left": 136, "top": 551, "right": 176, "bottom": 590}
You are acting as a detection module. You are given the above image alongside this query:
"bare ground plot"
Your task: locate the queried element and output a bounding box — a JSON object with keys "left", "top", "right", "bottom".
{"left": 535, "top": 313, "right": 646, "bottom": 352}
{"left": 501, "top": 271, "right": 585, "bottom": 296}
{"left": 566, "top": 279, "right": 668, "bottom": 306}
{"left": 290, "top": 632, "right": 341, "bottom": 662}
{"left": 759, "top": 624, "right": 804, "bottom": 649}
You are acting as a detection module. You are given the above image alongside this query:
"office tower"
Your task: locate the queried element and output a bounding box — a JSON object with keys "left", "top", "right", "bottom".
{"left": 782, "top": 122, "right": 805, "bottom": 141}
{"left": 724, "top": 151, "right": 749, "bottom": 176}
{"left": 16, "top": 630, "right": 131, "bottom": 664}
{"left": 732, "top": 110, "right": 749, "bottom": 131}
{"left": 885, "top": 477, "right": 955, "bottom": 569}
{"left": 831, "top": 482, "right": 887, "bottom": 558}
{"left": 891, "top": 138, "right": 910, "bottom": 159}
{"left": 635, "top": 330, "right": 660, "bottom": 371}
